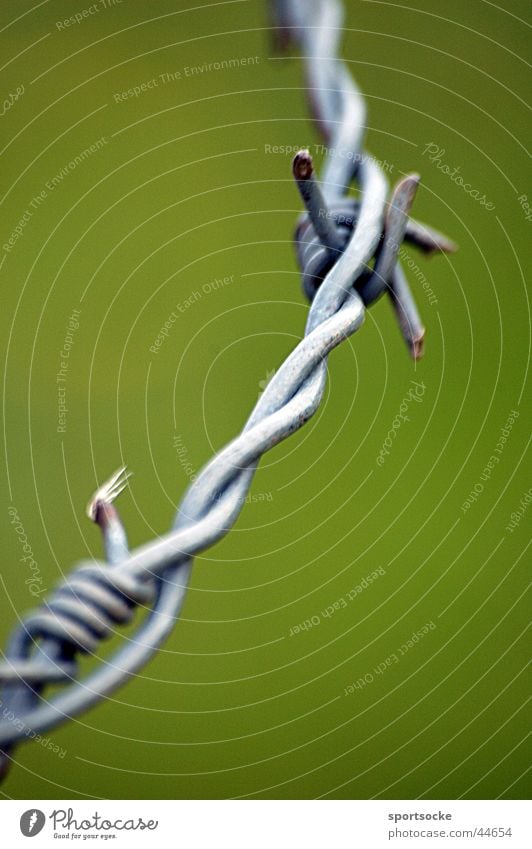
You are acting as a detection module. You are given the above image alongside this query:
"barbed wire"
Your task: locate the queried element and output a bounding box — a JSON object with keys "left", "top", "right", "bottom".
{"left": 0, "top": 0, "right": 455, "bottom": 780}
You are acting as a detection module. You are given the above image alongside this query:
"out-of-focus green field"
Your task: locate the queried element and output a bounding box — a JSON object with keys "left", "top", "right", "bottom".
{"left": 0, "top": 0, "right": 529, "bottom": 800}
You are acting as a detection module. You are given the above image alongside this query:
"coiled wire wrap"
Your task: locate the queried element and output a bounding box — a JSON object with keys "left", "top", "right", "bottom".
{"left": 0, "top": 0, "right": 455, "bottom": 778}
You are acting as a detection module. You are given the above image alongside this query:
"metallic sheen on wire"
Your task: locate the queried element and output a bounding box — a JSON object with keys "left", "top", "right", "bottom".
{"left": 0, "top": 0, "right": 455, "bottom": 777}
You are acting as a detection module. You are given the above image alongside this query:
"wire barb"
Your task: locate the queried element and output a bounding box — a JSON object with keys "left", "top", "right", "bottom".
{"left": 292, "top": 149, "right": 345, "bottom": 253}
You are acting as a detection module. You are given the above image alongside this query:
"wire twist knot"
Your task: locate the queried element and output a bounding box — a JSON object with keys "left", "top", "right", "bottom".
{"left": 22, "top": 563, "right": 155, "bottom": 656}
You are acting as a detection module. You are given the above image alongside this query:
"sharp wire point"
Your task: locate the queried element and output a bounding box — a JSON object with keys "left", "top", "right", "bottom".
{"left": 293, "top": 148, "right": 314, "bottom": 181}
{"left": 86, "top": 466, "right": 132, "bottom": 522}
{"left": 410, "top": 331, "right": 426, "bottom": 361}
{"left": 292, "top": 149, "right": 345, "bottom": 253}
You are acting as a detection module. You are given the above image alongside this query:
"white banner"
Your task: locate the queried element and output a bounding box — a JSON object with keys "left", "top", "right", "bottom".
{"left": 0, "top": 799, "right": 529, "bottom": 848}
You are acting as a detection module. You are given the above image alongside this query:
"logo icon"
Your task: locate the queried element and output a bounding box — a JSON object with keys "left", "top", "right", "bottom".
{"left": 20, "top": 809, "right": 45, "bottom": 837}
{"left": 258, "top": 368, "right": 276, "bottom": 398}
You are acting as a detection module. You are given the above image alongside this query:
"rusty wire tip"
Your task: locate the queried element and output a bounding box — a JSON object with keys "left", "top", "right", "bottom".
{"left": 292, "top": 150, "right": 345, "bottom": 253}
{"left": 292, "top": 149, "right": 314, "bottom": 181}
{"left": 387, "top": 172, "right": 420, "bottom": 221}
{"left": 86, "top": 466, "right": 132, "bottom": 522}
{"left": 409, "top": 331, "right": 426, "bottom": 361}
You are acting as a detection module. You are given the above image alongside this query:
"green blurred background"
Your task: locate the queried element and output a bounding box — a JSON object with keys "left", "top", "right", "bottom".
{"left": 0, "top": 0, "right": 529, "bottom": 800}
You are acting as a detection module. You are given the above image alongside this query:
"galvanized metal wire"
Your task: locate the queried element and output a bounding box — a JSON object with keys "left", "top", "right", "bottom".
{"left": 0, "top": 0, "right": 454, "bottom": 778}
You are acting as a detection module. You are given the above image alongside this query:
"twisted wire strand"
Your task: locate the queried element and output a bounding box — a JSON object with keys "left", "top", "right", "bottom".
{"left": 0, "top": 0, "right": 454, "bottom": 773}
